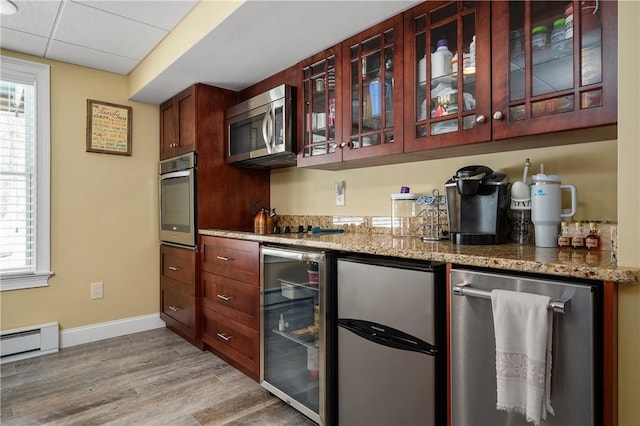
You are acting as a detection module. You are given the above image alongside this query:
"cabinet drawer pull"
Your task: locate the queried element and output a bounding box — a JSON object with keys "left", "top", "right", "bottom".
{"left": 168, "top": 305, "right": 180, "bottom": 312}
{"left": 217, "top": 294, "right": 231, "bottom": 302}
{"left": 216, "top": 255, "right": 230, "bottom": 261}
{"left": 168, "top": 266, "right": 181, "bottom": 271}
{"left": 216, "top": 332, "right": 233, "bottom": 341}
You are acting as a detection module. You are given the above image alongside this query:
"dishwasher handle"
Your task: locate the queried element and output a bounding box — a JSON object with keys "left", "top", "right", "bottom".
{"left": 338, "top": 318, "right": 438, "bottom": 356}
{"left": 452, "top": 284, "right": 571, "bottom": 314}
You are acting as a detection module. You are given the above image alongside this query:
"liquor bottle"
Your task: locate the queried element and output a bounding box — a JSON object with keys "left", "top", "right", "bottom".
{"left": 571, "top": 221, "right": 586, "bottom": 249}
{"left": 558, "top": 221, "right": 572, "bottom": 247}
{"left": 586, "top": 222, "right": 601, "bottom": 250}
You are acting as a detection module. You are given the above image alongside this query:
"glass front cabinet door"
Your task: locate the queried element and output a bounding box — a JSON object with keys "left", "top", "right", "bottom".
{"left": 298, "top": 47, "right": 342, "bottom": 168}
{"left": 491, "top": 0, "right": 617, "bottom": 139}
{"left": 340, "top": 14, "right": 404, "bottom": 163}
{"left": 404, "top": 1, "right": 492, "bottom": 152}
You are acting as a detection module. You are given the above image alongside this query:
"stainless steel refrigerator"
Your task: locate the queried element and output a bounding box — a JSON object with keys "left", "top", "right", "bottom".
{"left": 260, "top": 246, "right": 335, "bottom": 425}
{"left": 337, "top": 255, "right": 445, "bottom": 426}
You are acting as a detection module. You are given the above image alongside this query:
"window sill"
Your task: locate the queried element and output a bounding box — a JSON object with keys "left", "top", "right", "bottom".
{"left": 0, "top": 272, "right": 54, "bottom": 291}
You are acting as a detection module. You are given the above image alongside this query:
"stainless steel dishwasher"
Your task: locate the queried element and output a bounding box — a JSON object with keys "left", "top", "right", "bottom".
{"left": 337, "top": 255, "right": 445, "bottom": 426}
{"left": 450, "top": 268, "right": 602, "bottom": 426}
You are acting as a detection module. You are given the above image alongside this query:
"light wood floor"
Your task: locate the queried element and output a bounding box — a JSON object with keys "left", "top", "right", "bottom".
{"left": 1, "top": 328, "right": 316, "bottom": 425}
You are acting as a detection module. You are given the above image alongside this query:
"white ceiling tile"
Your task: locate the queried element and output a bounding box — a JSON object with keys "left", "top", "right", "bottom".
{"left": 72, "top": 0, "right": 198, "bottom": 30}
{"left": 1, "top": 0, "right": 62, "bottom": 37}
{"left": 0, "top": 28, "right": 48, "bottom": 57}
{"left": 47, "top": 40, "right": 139, "bottom": 74}
{"left": 52, "top": 1, "right": 168, "bottom": 60}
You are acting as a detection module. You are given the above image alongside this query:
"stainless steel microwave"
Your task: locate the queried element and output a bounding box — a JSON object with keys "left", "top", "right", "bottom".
{"left": 159, "top": 152, "right": 196, "bottom": 247}
{"left": 226, "top": 84, "right": 296, "bottom": 169}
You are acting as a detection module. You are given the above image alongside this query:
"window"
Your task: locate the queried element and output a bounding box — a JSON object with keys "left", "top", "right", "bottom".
{"left": 0, "top": 56, "right": 52, "bottom": 291}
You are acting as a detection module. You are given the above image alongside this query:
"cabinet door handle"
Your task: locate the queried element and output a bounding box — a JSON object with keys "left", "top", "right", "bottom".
{"left": 476, "top": 114, "right": 486, "bottom": 123}
{"left": 339, "top": 141, "right": 346, "bottom": 148}
{"left": 492, "top": 111, "right": 504, "bottom": 120}
{"left": 216, "top": 255, "right": 230, "bottom": 261}
{"left": 217, "top": 294, "right": 231, "bottom": 302}
{"left": 168, "top": 266, "right": 181, "bottom": 271}
{"left": 216, "top": 332, "right": 233, "bottom": 341}
{"left": 168, "top": 305, "right": 180, "bottom": 312}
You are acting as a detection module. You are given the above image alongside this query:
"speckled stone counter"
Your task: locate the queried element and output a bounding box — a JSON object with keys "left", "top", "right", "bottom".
{"left": 199, "top": 228, "right": 639, "bottom": 283}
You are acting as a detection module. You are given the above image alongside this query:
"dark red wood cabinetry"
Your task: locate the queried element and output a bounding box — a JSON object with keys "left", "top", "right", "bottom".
{"left": 160, "top": 244, "right": 200, "bottom": 347}
{"left": 200, "top": 236, "right": 261, "bottom": 381}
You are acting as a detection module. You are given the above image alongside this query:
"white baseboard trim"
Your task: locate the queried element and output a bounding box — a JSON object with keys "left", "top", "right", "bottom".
{"left": 59, "top": 313, "right": 165, "bottom": 348}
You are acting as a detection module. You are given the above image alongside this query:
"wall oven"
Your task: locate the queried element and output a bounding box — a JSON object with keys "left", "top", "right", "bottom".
{"left": 159, "top": 152, "right": 196, "bottom": 247}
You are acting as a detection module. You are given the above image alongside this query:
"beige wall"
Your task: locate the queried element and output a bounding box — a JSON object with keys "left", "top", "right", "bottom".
{"left": 271, "top": 140, "right": 617, "bottom": 221}
{"left": 0, "top": 50, "right": 160, "bottom": 331}
{"left": 616, "top": 2, "right": 640, "bottom": 425}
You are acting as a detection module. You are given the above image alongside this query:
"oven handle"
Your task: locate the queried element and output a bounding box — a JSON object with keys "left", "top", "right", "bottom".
{"left": 452, "top": 284, "right": 571, "bottom": 314}
{"left": 159, "top": 170, "right": 191, "bottom": 180}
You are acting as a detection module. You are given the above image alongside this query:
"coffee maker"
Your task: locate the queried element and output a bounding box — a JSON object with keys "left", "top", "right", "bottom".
{"left": 445, "top": 165, "right": 510, "bottom": 244}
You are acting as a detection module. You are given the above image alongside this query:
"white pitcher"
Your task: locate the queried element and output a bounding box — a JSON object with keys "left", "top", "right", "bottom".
{"left": 531, "top": 173, "right": 577, "bottom": 247}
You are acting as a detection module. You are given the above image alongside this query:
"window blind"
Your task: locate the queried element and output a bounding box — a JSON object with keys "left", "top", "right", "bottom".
{"left": 0, "top": 78, "right": 37, "bottom": 275}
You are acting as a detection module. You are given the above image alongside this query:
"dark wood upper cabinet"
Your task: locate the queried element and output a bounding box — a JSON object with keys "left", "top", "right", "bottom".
{"left": 490, "top": 0, "right": 617, "bottom": 140}
{"left": 404, "top": 1, "right": 492, "bottom": 152}
{"left": 296, "top": 45, "right": 344, "bottom": 168}
{"left": 341, "top": 14, "right": 405, "bottom": 164}
{"left": 160, "top": 86, "right": 197, "bottom": 160}
{"left": 243, "top": 1, "right": 617, "bottom": 169}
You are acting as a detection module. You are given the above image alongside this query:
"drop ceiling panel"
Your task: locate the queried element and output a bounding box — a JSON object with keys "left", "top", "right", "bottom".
{"left": 0, "top": 0, "right": 61, "bottom": 37}
{"left": 47, "top": 40, "right": 139, "bottom": 74}
{"left": 74, "top": 0, "right": 198, "bottom": 30}
{"left": 0, "top": 28, "right": 48, "bottom": 57}
{"left": 53, "top": 1, "right": 168, "bottom": 60}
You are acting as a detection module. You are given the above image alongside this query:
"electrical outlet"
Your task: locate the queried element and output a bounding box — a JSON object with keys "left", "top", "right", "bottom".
{"left": 335, "top": 181, "right": 345, "bottom": 206}
{"left": 91, "top": 282, "right": 104, "bottom": 300}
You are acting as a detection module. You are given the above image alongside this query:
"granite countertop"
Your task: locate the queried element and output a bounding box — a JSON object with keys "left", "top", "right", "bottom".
{"left": 199, "top": 229, "right": 639, "bottom": 283}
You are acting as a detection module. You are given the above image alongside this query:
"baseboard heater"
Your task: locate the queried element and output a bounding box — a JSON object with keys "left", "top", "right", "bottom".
{"left": 1, "top": 322, "right": 59, "bottom": 364}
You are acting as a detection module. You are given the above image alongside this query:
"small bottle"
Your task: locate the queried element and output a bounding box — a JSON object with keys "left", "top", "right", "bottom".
{"left": 586, "top": 222, "right": 601, "bottom": 250}
{"left": 278, "top": 314, "right": 286, "bottom": 332}
{"left": 558, "top": 221, "right": 572, "bottom": 247}
{"left": 571, "top": 221, "right": 586, "bottom": 249}
{"left": 431, "top": 38, "right": 453, "bottom": 79}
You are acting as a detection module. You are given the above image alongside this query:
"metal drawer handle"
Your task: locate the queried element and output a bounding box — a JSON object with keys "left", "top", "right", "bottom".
{"left": 216, "top": 332, "right": 233, "bottom": 341}
{"left": 216, "top": 256, "right": 230, "bottom": 261}
{"left": 216, "top": 294, "right": 231, "bottom": 302}
{"left": 168, "top": 266, "right": 181, "bottom": 271}
{"left": 168, "top": 305, "right": 180, "bottom": 312}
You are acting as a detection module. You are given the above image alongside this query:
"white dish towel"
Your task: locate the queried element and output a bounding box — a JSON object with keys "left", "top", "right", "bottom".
{"left": 491, "top": 289, "right": 555, "bottom": 425}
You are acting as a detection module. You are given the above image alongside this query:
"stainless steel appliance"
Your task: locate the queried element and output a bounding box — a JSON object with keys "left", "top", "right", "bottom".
{"left": 226, "top": 84, "right": 296, "bottom": 169}
{"left": 260, "top": 246, "right": 335, "bottom": 425}
{"left": 337, "top": 256, "right": 445, "bottom": 426}
{"left": 159, "top": 152, "right": 196, "bottom": 247}
{"left": 446, "top": 165, "right": 510, "bottom": 244}
{"left": 450, "top": 268, "right": 602, "bottom": 426}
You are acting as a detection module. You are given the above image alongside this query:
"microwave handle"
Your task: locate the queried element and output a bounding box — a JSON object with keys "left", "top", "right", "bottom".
{"left": 262, "top": 105, "right": 275, "bottom": 154}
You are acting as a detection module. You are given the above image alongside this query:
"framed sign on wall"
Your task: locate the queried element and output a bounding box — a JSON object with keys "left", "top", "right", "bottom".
{"left": 86, "top": 99, "right": 132, "bottom": 156}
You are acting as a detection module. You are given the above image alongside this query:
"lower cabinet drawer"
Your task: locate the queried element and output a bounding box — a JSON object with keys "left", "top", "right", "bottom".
{"left": 201, "top": 308, "right": 259, "bottom": 379}
{"left": 161, "top": 287, "right": 195, "bottom": 330}
{"left": 202, "top": 271, "right": 259, "bottom": 329}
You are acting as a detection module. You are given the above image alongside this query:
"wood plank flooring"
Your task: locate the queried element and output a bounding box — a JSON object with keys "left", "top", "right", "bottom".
{"left": 1, "top": 328, "right": 316, "bottom": 425}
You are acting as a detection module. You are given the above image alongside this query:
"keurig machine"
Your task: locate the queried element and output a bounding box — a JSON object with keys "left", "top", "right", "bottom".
{"left": 445, "top": 165, "right": 510, "bottom": 244}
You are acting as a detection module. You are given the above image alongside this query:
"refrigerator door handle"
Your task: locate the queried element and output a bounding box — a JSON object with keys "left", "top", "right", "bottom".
{"left": 338, "top": 318, "right": 438, "bottom": 356}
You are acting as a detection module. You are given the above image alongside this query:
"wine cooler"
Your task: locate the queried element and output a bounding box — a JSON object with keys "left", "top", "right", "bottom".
{"left": 260, "top": 245, "right": 335, "bottom": 425}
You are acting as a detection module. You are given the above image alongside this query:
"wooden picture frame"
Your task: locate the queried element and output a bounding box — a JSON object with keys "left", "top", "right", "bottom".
{"left": 86, "top": 99, "right": 132, "bottom": 156}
